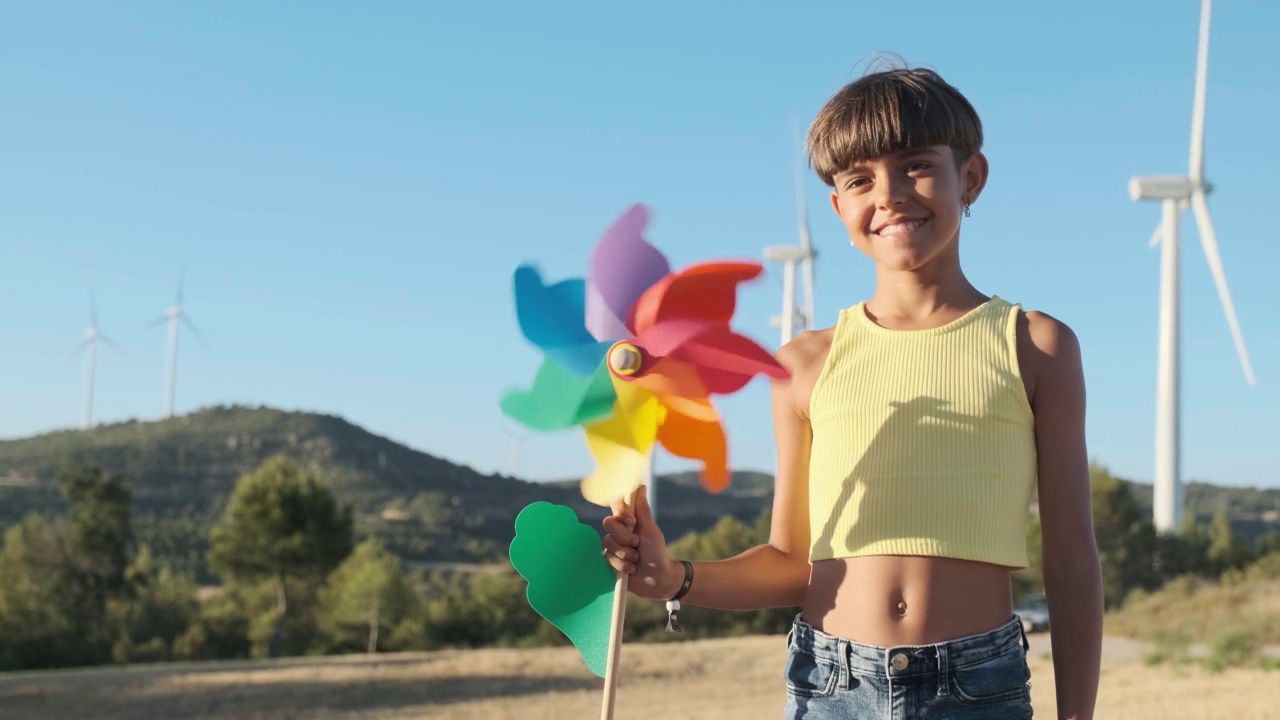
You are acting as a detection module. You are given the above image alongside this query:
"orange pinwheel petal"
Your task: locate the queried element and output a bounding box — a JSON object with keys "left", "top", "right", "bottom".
{"left": 626, "top": 358, "right": 718, "bottom": 421}
{"left": 657, "top": 407, "right": 730, "bottom": 494}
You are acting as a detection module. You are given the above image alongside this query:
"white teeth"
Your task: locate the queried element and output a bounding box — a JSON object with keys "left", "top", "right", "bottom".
{"left": 877, "top": 219, "right": 925, "bottom": 235}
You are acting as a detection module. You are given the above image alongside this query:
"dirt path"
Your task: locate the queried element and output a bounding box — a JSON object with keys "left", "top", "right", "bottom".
{"left": 0, "top": 634, "right": 1276, "bottom": 720}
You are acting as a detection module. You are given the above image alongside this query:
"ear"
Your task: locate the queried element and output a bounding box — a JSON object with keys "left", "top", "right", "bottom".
{"left": 961, "top": 151, "right": 990, "bottom": 205}
{"left": 829, "top": 188, "right": 844, "bottom": 221}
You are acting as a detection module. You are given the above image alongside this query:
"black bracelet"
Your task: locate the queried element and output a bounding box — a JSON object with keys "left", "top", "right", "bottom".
{"left": 668, "top": 560, "right": 693, "bottom": 602}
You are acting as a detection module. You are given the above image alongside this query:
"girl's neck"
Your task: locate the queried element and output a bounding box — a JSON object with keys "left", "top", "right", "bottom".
{"left": 865, "top": 264, "right": 987, "bottom": 328}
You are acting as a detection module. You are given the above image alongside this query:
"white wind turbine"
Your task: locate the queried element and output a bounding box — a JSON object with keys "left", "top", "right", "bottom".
{"left": 501, "top": 424, "right": 528, "bottom": 477}
{"left": 1128, "top": 0, "right": 1256, "bottom": 533}
{"left": 71, "top": 293, "right": 118, "bottom": 430}
{"left": 149, "top": 280, "right": 205, "bottom": 419}
{"left": 766, "top": 119, "right": 818, "bottom": 346}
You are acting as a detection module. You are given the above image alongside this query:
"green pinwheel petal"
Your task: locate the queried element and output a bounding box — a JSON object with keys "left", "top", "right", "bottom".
{"left": 508, "top": 501, "right": 617, "bottom": 677}
{"left": 500, "top": 359, "right": 616, "bottom": 432}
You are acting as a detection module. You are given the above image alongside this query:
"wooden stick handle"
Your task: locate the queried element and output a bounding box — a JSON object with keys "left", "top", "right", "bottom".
{"left": 599, "top": 569, "right": 629, "bottom": 720}
{"left": 600, "top": 487, "right": 639, "bottom": 720}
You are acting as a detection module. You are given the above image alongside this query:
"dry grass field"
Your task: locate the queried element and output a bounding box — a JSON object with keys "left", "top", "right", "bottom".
{"left": 1, "top": 633, "right": 1277, "bottom": 720}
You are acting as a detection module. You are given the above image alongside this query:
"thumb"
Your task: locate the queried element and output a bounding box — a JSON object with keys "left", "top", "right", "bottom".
{"left": 633, "top": 483, "right": 657, "bottom": 531}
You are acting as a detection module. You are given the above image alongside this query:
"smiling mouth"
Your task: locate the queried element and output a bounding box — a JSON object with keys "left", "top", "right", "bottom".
{"left": 874, "top": 218, "right": 928, "bottom": 238}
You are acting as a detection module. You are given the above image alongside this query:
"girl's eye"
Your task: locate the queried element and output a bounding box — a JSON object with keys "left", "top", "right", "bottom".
{"left": 906, "top": 162, "right": 931, "bottom": 172}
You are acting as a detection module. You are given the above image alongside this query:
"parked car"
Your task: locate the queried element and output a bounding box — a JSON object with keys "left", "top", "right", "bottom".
{"left": 1015, "top": 592, "right": 1049, "bottom": 633}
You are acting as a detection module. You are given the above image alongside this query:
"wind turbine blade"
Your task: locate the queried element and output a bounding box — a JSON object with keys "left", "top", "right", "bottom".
{"left": 792, "top": 114, "right": 813, "bottom": 253}
{"left": 182, "top": 315, "right": 207, "bottom": 345}
{"left": 146, "top": 316, "right": 168, "bottom": 328}
{"left": 69, "top": 339, "right": 89, "bottom": 360}
{"left": 90, "top": 292, "right": 99, "bottom": 328}
{"left": 1190, "top": 190, "right": 1255, "bottom": 385}
{"left": 99, "top": 334, "right": 122, "bottom": 351}
{"left": 1189, "top": 0, "right": 1212, "bottom": 182}
{"left": 1148, "top": 220, "right": 1164, "bottom": 248}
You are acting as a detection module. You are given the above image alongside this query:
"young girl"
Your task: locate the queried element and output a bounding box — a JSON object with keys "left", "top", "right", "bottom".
{"left": 602, "top": 65, "right": 1103, "bottom": 719}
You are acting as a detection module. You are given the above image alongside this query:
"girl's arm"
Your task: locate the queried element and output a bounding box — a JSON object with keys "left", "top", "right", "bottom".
{"left": 601, "top": 338, "right": 818, "bottom": 611}
{"left": 1026, "top": 311, "right": 1103, "bottom": 720}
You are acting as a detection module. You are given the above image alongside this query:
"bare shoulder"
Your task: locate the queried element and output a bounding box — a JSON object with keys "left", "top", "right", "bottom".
{"left": 1023, "top": 310, "right": 1080, "bottom": 356}
{"left": 775, "top": 326, "right": 836, "bottom": 419}
{"left": 1015, "top": 309, "right": 1084, "bottom": 407}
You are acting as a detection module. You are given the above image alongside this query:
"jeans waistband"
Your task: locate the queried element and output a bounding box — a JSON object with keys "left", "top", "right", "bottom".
{"left": 789, "top": 613, "right": 1028, "bottom": 679}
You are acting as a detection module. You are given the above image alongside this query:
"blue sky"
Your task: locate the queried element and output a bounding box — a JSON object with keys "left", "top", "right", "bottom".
{"left": 1, "top": 1, "right": 1277, "bottom": 490}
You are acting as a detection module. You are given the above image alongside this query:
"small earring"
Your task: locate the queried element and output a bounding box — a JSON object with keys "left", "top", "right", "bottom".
{"left": 963, "top": 203, "right": 971, "bottom": 218}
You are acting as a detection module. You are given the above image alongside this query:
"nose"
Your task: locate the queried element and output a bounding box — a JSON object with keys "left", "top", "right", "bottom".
{"left": 873, "top": 173, "right": 909, "bottom": 208}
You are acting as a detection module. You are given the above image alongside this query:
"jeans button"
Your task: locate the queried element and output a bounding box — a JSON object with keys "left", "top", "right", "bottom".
{"left": 890, "top": 652, "right": 909, "bottom": 671}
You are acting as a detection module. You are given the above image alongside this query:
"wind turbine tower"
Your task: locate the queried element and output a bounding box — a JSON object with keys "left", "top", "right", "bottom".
{"left": 151, "top": 281, "right": 204, "bottom": 419}
{"left": 766, "top": 122, "right": 817, "bottom": 346}
{"left": 502, "top": 425, "right": 528, "bottom": 477}
{"left": 1128, "top": 0, "right": 1256, "bottom": 533}
{"left": 72, "top": 294, "right": 117, "bottom": 430}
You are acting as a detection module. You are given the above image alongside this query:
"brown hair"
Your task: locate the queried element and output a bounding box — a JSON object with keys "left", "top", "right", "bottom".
{"left": 807, "top": 63, "right": 983, "bottom": 187}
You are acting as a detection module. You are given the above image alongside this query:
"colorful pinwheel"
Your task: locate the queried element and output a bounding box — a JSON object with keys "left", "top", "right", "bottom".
{"left": 500, "top": 203, "right": 788, "bottom": 506}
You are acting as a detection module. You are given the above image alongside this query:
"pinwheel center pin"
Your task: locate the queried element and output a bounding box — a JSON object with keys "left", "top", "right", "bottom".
{"left": 607, "top": 342, "right": 643, "bottom": 377}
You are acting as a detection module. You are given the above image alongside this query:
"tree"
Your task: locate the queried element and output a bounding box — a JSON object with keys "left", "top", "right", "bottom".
{"left": 208, "top": 456, "right": 353, "bottom": 657}
{"left": 58, "top": 464, "right": 134, "bottom": 660}
{"left": 319, "top": 539, "right": 418, "bottom": 653}
{"left": 0, "top": 516, "right": 72, "bottom": 669}
{"left": 1207, "top": 508, "right": 1254, "bottom": 573}
{"left": 1089, "top": 463, "right": 1158, "bottom": 607}
{"left": 1256, "top": 531, "right": 1280, "bottom": 558}
{"left": 107, "top": 546, "right": 200, "bottom": 664}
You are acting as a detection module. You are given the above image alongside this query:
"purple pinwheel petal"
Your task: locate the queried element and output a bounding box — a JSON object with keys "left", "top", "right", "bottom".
{"left": 584, "top": 281, "right": 633, "bottom": 342}
{"left": 584, "top": 204, "right": 670, "bottom": 339}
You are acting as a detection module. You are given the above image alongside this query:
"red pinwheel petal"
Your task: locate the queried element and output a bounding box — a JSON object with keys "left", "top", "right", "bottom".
{"left": 671, "top": 327, "right": 790, "bottom": 394}
{"left": 629, "top": 261, "right": 763, "bottom": 335}
{"left": 628, "top": 317, "right": 718, "bottom": 358}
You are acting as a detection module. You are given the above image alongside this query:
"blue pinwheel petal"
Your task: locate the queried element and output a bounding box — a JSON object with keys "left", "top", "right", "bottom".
{"left": 513, "top": 264, "right": 613, "bottom": 375}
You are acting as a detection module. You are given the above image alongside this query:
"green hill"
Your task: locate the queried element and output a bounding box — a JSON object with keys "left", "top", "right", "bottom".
{"left": 0, "top": 406, "right": 777, "bottom": 580}
{"left": 2, "top": 405, "right": 1277, "bottom": 581}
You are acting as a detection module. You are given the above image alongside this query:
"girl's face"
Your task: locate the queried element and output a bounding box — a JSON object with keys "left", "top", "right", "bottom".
{"left": 829, "top": 145, "right": 987, "bottom": 274}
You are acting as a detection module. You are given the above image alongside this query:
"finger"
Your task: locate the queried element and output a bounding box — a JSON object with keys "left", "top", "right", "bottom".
{"left": 601, "top": 546, "right": 635, "bottom": 574}
{"left": 601, "top": 536, "right": 639, "bottom": 562}
{"left": 602, "top": 516, "right": 639, "bottom": 546}
{"left": 610, "top": 497, "right": 636, "bottom": 525}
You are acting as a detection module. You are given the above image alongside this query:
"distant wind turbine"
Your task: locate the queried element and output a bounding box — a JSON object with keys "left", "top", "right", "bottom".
{"left": 71, "top": 293, "right": 118, "bottom": 429}
{"left": 501, "top": 425, "right": 528, "bottom": 477}
{"left": 149, "top": 278, "right": 205, "bottom": 419}
{"left": 766, "top": 116, "right": 818, "bottom": 346}
{"left": 1128, "top": 0, "right": 1256, "bottom": 533}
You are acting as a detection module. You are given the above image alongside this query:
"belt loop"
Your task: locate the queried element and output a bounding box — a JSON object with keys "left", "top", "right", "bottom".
{"left": 936, "top": 643, "right": 950, "bottom": 697}
{"left": 839, "top": 638, "right": 851, "bottom": 691}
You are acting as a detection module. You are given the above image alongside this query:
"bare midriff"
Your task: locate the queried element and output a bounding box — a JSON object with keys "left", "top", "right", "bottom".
{"left": 802, "top": 555, "right": 1015, "bottom": 647}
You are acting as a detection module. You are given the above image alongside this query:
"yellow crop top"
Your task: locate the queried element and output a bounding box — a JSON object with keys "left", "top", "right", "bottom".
{"left": 807, "top": 295, "right": 1038, "bottom": 569}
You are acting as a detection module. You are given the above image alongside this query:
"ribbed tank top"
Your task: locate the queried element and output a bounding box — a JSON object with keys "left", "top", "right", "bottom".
{"left": 807, "top": 295, "right": 1037, "bottom": 569}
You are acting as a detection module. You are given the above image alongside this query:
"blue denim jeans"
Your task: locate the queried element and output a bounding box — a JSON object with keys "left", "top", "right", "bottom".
{"left": 783, "top": 613, "right": 1033, "bottom": 719}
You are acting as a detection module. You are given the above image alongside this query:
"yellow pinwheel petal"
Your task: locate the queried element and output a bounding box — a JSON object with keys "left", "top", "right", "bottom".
{"left": 579, "top": 379, "right": 666, "bottom": 506}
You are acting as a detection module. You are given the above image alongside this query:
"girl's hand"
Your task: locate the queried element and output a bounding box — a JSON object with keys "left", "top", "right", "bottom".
{"left": 600, "top": 484, "right": 681, "bottom": 600}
